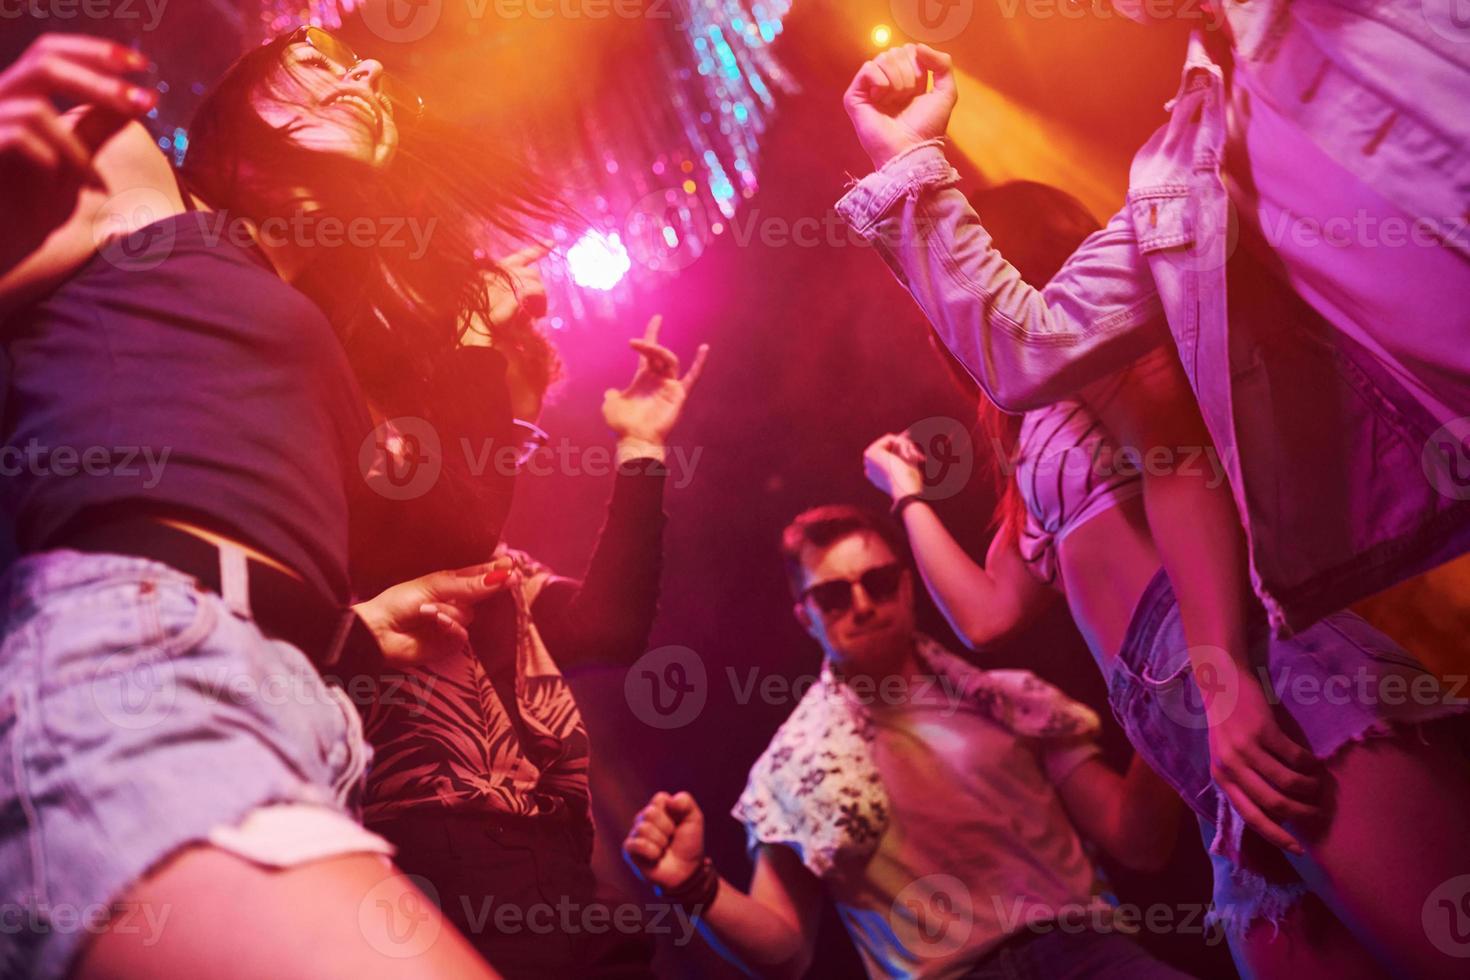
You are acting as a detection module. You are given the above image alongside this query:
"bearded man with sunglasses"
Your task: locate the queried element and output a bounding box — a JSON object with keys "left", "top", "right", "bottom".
{"left": 623, "top": 505, "right": 1190, "bottom": 979}
{"left": 349, "top": 305, "right": 707, "bottom": 979}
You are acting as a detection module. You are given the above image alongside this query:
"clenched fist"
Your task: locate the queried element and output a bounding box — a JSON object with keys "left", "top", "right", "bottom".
{"left": 622, "top": 790, "right": 706, "bottom": 890}
{"left": 843, "top": 43, "right": 958, "bottom": 171}
{"left": 863, "top": 431, "right": 927, "bottom": 502}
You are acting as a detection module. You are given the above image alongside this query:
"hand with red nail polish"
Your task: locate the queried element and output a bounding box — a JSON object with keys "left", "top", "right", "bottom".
{"left": 0, "top": 34, "right": 156, "bottom": 293}
{"left": 353, "top": 558, "right": 517, "bottom": 665}
{"left": 0, "top": 34, "right": 155, "bottom": 175}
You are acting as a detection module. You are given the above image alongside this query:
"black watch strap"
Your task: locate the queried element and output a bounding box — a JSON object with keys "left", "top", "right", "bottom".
{"left": 891, "top": 493, "right": 928, "bottom": 519}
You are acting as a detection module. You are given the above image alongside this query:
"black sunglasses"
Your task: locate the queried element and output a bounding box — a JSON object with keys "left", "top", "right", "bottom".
{"left": 801, "top": 563, "right": 905, "bottom": 617}
{"left": 284, "top": 26, "right": 425, "bottom": 128}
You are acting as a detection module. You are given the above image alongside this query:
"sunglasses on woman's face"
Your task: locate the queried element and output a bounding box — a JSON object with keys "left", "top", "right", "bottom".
{"left": 801, "top": 563, "right": 905, "bottom": 617}
{"left": 284, "top": 26, "right": 425, "bottom": 128}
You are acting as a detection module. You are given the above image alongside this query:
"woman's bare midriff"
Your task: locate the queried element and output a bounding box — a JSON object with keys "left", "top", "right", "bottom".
{"left": 1053, "top": 498, "right": 1164, "bottom": 666}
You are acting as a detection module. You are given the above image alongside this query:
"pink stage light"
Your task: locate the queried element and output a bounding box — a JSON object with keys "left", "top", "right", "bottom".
{"left": 567, "top": 231, "right": 633, "bottom": 291}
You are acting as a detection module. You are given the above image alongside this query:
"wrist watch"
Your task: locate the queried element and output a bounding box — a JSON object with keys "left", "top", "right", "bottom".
{"left": 891, "top": 493, "right": 927, "bottom": 519}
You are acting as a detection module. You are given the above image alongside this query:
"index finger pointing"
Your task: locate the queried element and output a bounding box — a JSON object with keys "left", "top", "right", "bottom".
{"left": 642, "top": 314, "right": 663, "bottom": 345}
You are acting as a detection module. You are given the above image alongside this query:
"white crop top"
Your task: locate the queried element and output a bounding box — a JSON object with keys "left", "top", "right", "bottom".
{"left": 1014, "top": 400, "right": 1143, "bottom": 585}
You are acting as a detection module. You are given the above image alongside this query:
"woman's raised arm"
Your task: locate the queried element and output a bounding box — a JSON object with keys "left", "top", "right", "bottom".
{"left": 0, "top": 34, "right": 168, "bottom": 316}
{"left": 863, "top": 432, "right": 1054, "bottom": 650}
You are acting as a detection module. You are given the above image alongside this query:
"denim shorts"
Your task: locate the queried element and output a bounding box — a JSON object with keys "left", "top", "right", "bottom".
{"left": 0, "top": 550, "right": 391, "bottom": 980}
{"left": 1106, "top": 569, "right": 1468, "bottom": 940}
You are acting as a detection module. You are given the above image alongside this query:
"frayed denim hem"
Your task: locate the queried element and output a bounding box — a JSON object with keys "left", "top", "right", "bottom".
{"left": 1204, "top": 868, "right": 1310, "bottom": 944}
{"left": 1201, "top": 791, "right": 1311, "bottom": 943}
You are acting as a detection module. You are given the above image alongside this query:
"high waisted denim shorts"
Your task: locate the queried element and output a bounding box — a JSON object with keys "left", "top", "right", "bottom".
{"left": 1106, "top": 569, "right": 1467, "bottom": 940}
{"left": 0, "top": 551, "right": 390, "bottom": 980}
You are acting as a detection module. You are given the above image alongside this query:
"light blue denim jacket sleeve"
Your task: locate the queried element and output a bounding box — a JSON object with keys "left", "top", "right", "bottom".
{"left": 834, "top": 140, "right": 1171, "bottom": 412}
{"left": 835, "top": 5, "right": 1470, "bottom": 638}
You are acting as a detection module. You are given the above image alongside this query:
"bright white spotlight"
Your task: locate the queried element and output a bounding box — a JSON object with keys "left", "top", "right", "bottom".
{"left": 871, "top": 24, "right": 893, "bottom": 48}
{"left": 567, "top": 231, "right": 633, "bottom": 291}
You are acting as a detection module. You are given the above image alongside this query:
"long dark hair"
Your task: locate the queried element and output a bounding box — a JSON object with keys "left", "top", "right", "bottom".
{"left": 928, "top": 181, "right": 1101, "bottom": 543}
{"left": 179, "top": 34, "right": 574, "bottom": 405}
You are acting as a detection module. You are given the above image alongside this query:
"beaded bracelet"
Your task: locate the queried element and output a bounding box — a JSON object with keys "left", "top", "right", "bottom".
{"left": 655, "top": 857, "right": 720, "bottom": 917}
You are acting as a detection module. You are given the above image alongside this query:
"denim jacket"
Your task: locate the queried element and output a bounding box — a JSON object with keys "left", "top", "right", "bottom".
{"left": 837, "top": 1, "right": 1470, "bottom": 635}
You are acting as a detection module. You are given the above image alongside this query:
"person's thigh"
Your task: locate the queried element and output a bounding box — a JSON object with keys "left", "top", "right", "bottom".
{"left": 72, "top": 846, "right": 500, "bottom": 980}
{"left": 0, "top": 552, "right": 405, "bottom": 979}
{"left": 1233, "top": 891, "right": 1386, "bottom": 980}
{"left": 1287, "top": 719, "right": 1470, "bottom": 979}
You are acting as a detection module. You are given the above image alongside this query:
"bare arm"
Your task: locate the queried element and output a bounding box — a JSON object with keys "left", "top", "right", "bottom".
{"left": 1080, "top": 353, "right": 1253, "bottom": 699}
{"left": 1055, "top": 754, "right": 1183, "bottom": 873}
{"left": 534, "top": 316, "right": 709, "bottom": 668}
{"left": 624, "top": 793, "right": 821, "bottom": 979}
{"left": 697, "top": 845, "right": 823, "bottom": 979}
{"left": 0, "top": 34, "right": 167, "bottom": 316}
{"left": 863, "top": 433, "right": 1054, "bottom": 649}
{"left": 906, "top": 507, "right": 1054, "bottom": 650}
{"left": 1082, "top": 352, "right": 1323, "bottom": 855}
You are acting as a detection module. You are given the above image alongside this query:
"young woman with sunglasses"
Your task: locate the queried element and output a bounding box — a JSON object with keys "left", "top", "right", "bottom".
{"left": 862, "top": 182, "right": 1470, "bottom": 979}
{"left": 0, "top": 28, "right": 567, "bottom": 980}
